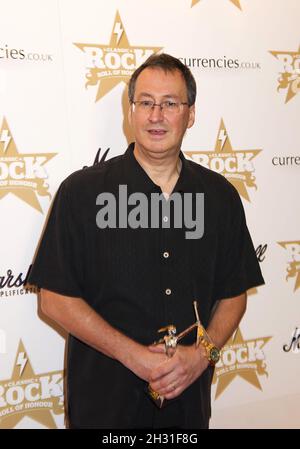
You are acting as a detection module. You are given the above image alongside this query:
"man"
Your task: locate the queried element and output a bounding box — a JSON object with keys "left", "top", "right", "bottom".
{"left": 28, "top": 54, "right": 264, "bottom": 429}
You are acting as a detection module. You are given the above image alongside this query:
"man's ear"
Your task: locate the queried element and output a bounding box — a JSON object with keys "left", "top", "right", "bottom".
{"left": 187, "top": 104, "right": 195, "bottom": 129}
{"left": 128, "top": 104, "right": 133, "bottom": 127}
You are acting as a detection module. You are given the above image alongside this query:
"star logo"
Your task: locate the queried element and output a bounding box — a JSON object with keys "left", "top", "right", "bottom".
{"left": 278, "top": 240, "right": 300, "bottom": 292}
{"left": 0, "top": 340, "right": 64, "bottom": 428}
{"left": 270, "top": 46, "right": 300, "bottom": 103}
{"left": 212, "top": 328, "right": 271, "bottom": 399}
{"left": 191, "top": 0, "right": 242, "bottom": 9}
{"left": 247, "top": 286, "right": 258, "bottom": 296}
{"left": 184, "top": 119, "right": 262, "bottom": 201}
{"left": 74, "top": 10, "right": 162, "bottom": 102}
{"left": 0, "top": 118, "right": 56, "bottom": 213}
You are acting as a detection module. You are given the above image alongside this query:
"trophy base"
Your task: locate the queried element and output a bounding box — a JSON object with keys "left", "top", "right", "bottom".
{"left": 147, "top": 385, "right": 165, "bottom": 409}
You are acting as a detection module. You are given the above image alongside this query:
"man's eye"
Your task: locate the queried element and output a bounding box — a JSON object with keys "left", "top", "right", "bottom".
{"left": 141, "top": 101, "right": 153, "bottom": 107}
{"left": 165, "top": 101, "right": 177, "bottom": 108}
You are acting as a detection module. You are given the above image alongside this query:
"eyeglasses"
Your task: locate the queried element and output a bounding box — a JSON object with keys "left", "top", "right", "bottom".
{"left": 132, "top": 100, "right": 189, "bottom": 114}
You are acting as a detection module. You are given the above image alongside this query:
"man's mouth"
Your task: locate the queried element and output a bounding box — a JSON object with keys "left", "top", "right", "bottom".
{"left": 147, "top": 129, "right": 167, "bottom": 136}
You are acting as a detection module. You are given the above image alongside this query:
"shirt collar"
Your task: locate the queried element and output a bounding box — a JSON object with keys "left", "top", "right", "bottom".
{"left": 122, "top": 142, "right": 198, "bottom": 194}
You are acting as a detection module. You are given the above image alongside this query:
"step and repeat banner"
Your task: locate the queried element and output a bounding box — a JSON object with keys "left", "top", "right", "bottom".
{"left": 0, "top": 0, "right": 299, "bottom": 429}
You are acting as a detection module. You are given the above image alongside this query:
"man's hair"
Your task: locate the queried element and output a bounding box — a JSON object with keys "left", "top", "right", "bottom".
{"left": 128, "top": 53, "right": 197, "bottom": 106}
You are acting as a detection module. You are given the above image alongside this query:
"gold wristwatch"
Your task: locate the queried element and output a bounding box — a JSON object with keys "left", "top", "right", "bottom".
{"left": 200, "top": 337, "right": 220, "bottom": 366}
{"left": 194, "top": 303, "right": 220, "bottom": 366}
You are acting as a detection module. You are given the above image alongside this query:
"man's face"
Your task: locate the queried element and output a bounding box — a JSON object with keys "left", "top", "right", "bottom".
{"left": 128, "top": 67, "right": 195, "bottom": 158}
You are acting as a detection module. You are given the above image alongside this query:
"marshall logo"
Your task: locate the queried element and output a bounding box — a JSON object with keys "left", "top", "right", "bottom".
{"left": 256, "top": 244, "right": 267, "bottom": 263}
{"left": 191, "top": 0, "right": 242, "bottom": 9}
{"left": 278, "top": 240, "right": 300, "bottom": 292}
{"left": 0, "top": 265, "right": 37, "bottom": 299}
{"left": 0, "top": 340, "right": 64, "bottom": 428}
{"left": 0, "top": 117, "right": 56, "bottom": 213}
{"left": 212, "top": 328, "right": 271, "bottom": 399}
{"left": 184, "top": 119, "right": 262, "bottom": 201}
{"left": 74, "top": 10, "right": 162, "bottom": 102}
{"left": 248, "top": 244, "right": 267, "bottom": 296}
{"left": 82, "top": 147, "right": 110, "bottom": 169}
{"left": 283, "top": 327, "right": 300, "bottom": 354}
{"left": 270, "top": 46, "right": 300, "bottom": 103}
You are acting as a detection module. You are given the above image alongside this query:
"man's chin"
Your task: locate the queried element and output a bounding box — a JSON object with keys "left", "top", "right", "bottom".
{"left": 137, "top": 144, "right": 180, "bottom": 159}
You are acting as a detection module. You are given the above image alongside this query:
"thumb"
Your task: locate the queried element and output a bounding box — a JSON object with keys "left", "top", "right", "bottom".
{"left": 148, "top": 344, "right": 165, "bottom": 353}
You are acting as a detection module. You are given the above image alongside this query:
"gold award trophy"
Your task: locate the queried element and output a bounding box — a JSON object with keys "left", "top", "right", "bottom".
{"left": 147, "top": 301, "right": 220, "bottom": 408}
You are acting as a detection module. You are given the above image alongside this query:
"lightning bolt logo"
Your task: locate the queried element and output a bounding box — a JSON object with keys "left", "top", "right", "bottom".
{"left": 218, "top": 129, "right": 227, "bottom": 150}
{"left": 113, "top": 21, "right": 123, "bottom": 45}
{"left": 16, "top": 352, "right": 28, "bottom": 376}
{"left": 0, "top": 129, "right": 11, "bottom": 152}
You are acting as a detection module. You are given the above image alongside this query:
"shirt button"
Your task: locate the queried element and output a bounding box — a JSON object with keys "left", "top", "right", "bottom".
{"left": 163, "top": 216, "right": 169, "bottom": 223}
{"left": 163, "top": 251, "right": 169, "bottom": 258}
{"left": 165, "top": 288, "right": 172, "bottom": 295}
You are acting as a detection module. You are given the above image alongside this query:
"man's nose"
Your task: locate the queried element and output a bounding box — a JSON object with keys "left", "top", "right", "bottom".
{"left": 148, "top": 104, "right": 164, "bottom": 122}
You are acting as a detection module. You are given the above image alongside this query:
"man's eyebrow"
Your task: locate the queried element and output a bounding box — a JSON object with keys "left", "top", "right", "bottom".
{"left": 136, "top": 93, "right": 153, "bottom": 99}
{"left": 137, "top": 92, "right": 181, "bottom": 99}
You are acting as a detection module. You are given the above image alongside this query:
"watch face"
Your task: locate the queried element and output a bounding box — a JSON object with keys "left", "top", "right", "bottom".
{"left": 210, "top": 347, "right": 220, "bottom": 364}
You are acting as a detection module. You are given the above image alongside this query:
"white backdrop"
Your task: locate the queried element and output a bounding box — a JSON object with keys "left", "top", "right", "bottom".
{"left": 0, "top": 0, "right": 299, "bottom": 428}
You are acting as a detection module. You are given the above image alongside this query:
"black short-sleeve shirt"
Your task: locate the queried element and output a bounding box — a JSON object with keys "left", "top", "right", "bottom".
{"left": 28, "top": 143, "right": 264, "bottom": 428}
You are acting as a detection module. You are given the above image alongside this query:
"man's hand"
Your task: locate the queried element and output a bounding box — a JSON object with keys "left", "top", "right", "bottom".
{"left": 147, "top": 343, "right": 209, "bottom": 400}
{"left": 40, "top": 289, "right": 168, "bottom": 383}
{"left": 130, "top": 344, "right": 169, "bottom": 382}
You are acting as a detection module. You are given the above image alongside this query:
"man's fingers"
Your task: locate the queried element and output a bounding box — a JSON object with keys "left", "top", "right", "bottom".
{"left": 150, "top": 372, "right": 177, "bottom": 394}
{"left": 149, "top": 358, "right": 175, "bottom": 382}
{"left": 150, "top": 375, "right": 184, "bottom": 399}
{"left": 148, "top": 344, "right": 165, "bottom": 353}
{"left": 152, "top": 381, "right": 180, "bottom": 396}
